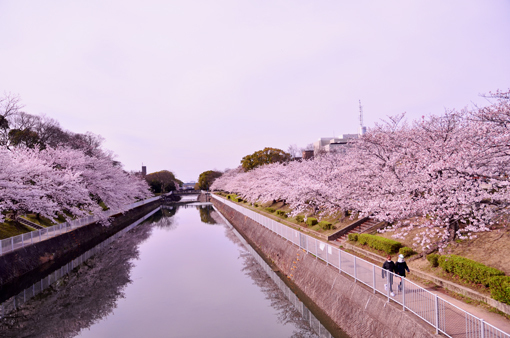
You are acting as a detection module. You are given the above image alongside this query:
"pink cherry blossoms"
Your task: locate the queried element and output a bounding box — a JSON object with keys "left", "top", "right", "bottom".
{"left": 0, "top": 95, "right": 152, "bottom": 223}
{"left": 212, "top": 91, "right": 510, "bottom": 250}
{"left": 0, "top": 146, "right": 152, "bottom": 223}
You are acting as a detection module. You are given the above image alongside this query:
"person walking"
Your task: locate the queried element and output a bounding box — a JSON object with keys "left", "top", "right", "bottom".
{"left": 395, "top": 254, "right": 410, "bottom": 293}
{"left": 382, "top": 255, "right": 396, "bottom": 297}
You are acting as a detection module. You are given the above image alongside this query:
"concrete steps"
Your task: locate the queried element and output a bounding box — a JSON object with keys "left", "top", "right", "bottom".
{"left": 16, "top": 216, "right": 45, "bottom": 230}
{"left": 336, "top": 218, "right": 380, "bottom": 242}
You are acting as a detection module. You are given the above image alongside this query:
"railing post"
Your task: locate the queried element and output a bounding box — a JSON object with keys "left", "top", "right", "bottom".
{"left": 480, "top": 319, "right": 485, "bottom": 338}
{"left": 326, "top": 245, "right": 329, "bottom": 266}
{"left": 31, "top": 231, "right": 33, "bottom": 244}
{"left": 354, "top": 256, "right": 357, "bottom": 282}
{"left": 0, "top": 239, "right": 2, "bottom": 256}
{"left": 402, "top": 278, "right": 405, "bottom": 311}
{"left": 315, "top": 240, "right": 317, "bottom": 260}
{"left": 11, "top": 237, "right": 13, "bottom": 252}
{"left": 22, "top": 235, "right": 24, "bottom": 247}
{"left": 338, "top": 249, "right": 341, "bottom": 272}
{"left": 435, "top": 294, "right": 439, "bottom": 334}
{"left": 373, "top": 265, "right": 376, "bottom": 293}
{"left": 387, "top": 273, "right": 390, "bottom": 301}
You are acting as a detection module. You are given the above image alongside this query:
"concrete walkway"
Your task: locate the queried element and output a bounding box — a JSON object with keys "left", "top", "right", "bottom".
{"left": 335, "top": 239, "right": 510, "bottom": 335}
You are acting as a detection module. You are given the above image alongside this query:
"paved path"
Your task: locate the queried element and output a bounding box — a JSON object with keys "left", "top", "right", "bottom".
{"left": 333, "top": 239, "right": 510, "bottom": 335}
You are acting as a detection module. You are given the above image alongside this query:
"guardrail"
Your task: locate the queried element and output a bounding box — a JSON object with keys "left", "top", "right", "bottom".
{"left": 0, "top": 206, "right": 162, "bottom": 318}
{"left": 0, "top": 196, "right": 161, "bottom": 257}
{"left": 211, "top": 194, "right": 510, "bottom": 338}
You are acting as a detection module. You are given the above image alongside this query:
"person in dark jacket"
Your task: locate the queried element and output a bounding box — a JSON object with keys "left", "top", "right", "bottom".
{"left": 395, "top": 254, "right": 410, "bottom": 292}
{"left": 382, "top": 255, "right": 396, "bottom": 296}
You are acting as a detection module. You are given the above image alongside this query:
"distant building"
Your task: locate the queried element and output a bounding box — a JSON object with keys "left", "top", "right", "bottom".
{"left": 302, "top": 150, "right": 314, "bottom": 160}
{"left": 181, "top": 182, "right": 196, "bottom": 190}
{"left": 313, "top": 134, "right": 358, "bottom": 155}
{"left": 142, "top": 166, "right": 147, "bottom": 177}
{"left": 310, "top": 100, "right": 368, "bottom": 157}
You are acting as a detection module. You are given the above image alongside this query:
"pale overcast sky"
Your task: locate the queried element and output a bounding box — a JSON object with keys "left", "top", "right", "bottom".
{"left": 1, "top": 1, "right": 509, "bottom": 182}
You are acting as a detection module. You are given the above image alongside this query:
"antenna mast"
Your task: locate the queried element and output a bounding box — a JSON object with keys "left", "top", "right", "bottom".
{"left": 358, "top": 100, "right": 366, "bottom": 136}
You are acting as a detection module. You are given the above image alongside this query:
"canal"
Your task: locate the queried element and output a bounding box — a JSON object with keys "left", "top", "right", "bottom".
{"left": 0, "top": 203, "right": 347, "bottom": 337}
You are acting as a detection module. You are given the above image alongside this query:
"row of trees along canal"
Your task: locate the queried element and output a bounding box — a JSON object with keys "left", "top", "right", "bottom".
{"left": 0, "top": 94, "right": 182, "bottom": 238}
{"left": 211, "top": 90, "right": 510, "bottom": 253}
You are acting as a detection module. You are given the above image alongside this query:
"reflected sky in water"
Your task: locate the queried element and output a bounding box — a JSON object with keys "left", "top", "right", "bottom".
{"left": 78, "top": 205, "right": 316, "bottom": 337}
{"left": 0, "top": 204, "right": 336, "bottom": 337}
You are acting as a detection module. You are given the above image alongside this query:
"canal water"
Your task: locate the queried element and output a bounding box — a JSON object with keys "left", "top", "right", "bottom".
{"left": 0, "top": 203, "right": 347, "bottom": 338}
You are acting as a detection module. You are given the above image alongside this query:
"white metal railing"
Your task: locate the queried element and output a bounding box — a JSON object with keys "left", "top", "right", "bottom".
{"left": 212, "top": 194, "right": 510, "bottom": 338}
{"left": 0, "top": 196, "right": 161, "bottom": 257}
{"left": 0, "top": 206, "right": 162, "bottom": 318}
{"left": 214, "top": 206, "right": 334, "bottom": 338}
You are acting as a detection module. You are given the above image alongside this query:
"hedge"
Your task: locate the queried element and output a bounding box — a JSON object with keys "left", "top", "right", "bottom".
{"left": 306, "top": 217, "right": 318, "bottom": 226}
{"left": 227, "top": 194, "right": 242, "bottom": 202}
{"left": 319, "top": 221, "right": 332, "bottom": 230}
{"left": 438, "top": 255, "right": 505, "bottom": 286}
{"left": 276, "top": 210, "right": 287, "bottom": 218}
{"left": 295, "top": 215, "right": 304, "bottom": 223}
{"left": 427, "top": 254, "right": 440, "bottom": 267}
{"left": 399, "top": 247, "right": 415, "bottom": 258}
{"left": 357, "top": 234, "right": 402, "bottom": 254}
{"left": 489, "top": 276, "right": 510, "bottom": 305}
{"left": 348, "top": 233, "right": 358, "bottom": 241}
{"left": 265, "top": 207, "right": 276, "bottom": 213}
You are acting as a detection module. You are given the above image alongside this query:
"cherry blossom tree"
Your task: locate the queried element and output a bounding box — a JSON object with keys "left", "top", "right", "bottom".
{"left": 212, "top": 91, "right": 510, "bottom": 250}
{"left": 0, "top": 146, "right": 151, "bottom": 223}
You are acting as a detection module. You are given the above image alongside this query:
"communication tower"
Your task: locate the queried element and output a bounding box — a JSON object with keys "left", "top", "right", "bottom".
{"left": 358, "top": 100, "right": 367, "bottom": 136}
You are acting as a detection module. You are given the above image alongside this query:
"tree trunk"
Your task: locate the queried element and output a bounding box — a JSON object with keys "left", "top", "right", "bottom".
{"left": 448, "top": 219, "right": 459, "bottom": 241}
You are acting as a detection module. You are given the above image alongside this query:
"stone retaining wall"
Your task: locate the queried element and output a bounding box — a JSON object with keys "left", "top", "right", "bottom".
{"left": 212, "top": 197, "right": 436, "bottom": 338}
{"left": 0, "top": 200, "right": 161, "bottom": 295}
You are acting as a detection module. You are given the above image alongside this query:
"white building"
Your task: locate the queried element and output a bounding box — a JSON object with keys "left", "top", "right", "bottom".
{"left": 313, "top": 134, "right": 358, "bottom": 155}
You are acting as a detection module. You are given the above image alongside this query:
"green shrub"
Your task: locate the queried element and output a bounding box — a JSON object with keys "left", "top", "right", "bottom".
{"left": 399, "top": 247, "right": 415, "bottom": 258}
{"left": 438, "top": 255, "right": 505, "bottom": 286}
{"left": 295, "top": 215, "right": 305, "bottom": 223}
{"left": 254, "top": 203, "right": 259, "bottom": 207}
{"left": 276, "top": 210, "right": 287, "bottom": 218}
{"left": 306, "top": 217, "right": 318, "bottom": 226}
{"left": 265, "top": 207, "right": 276, "bottom": 213}
{"left": 319, "top": 221, "right": 332, "bottom": 230}
{"left": 490, "top": 276, "right": 510, "bottom": 305}
{"left": 348, "top": 233, "right": 358, "bottom": 242}
{"left": 357, "top": 234, "right": 402, "bottom": 254}
{"left": 227, "top": 194, "right": 242, "bottom": 202}
{"left": 427, "top": 253, "right": 440, "bottom": 267}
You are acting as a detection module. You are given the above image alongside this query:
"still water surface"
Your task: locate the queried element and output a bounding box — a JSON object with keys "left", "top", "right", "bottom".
{"left": 0, "top": 203, "right": 345, "bottom": 337}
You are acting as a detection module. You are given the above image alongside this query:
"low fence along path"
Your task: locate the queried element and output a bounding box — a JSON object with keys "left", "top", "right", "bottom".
{"left": 211, "top": 194, "right": 510, "bottom": 338}
{"left": 0, "top": 196, "right": 161, "bottom": 256}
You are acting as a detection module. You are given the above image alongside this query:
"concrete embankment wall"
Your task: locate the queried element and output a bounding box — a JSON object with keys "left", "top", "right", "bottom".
{"left": 0, "top": 200, "right": 161, "bottom": 293}
{"left": 212, "top": 198, "right": 436, "bottom": 338}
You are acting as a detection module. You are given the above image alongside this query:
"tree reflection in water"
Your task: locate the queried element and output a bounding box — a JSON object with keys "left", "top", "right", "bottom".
{"left": 220, "top": 217, "right": 323, "bottom": 338}
{"left": 0, "top": 205, "right": 333, "bottom": 338}
{"left": 199, "top": 205, "right": 217, "bottom": 224}
{"left": 0, "top": 216, "right": 154, "bottom": 338}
